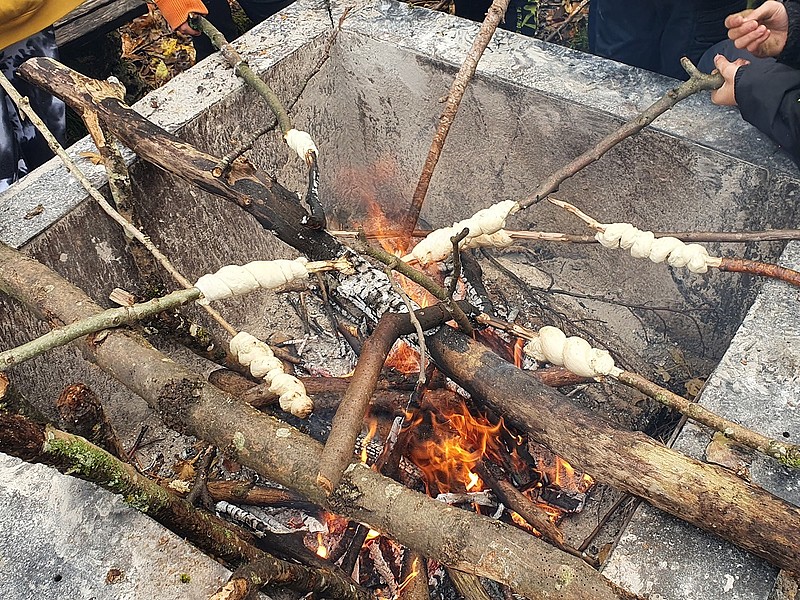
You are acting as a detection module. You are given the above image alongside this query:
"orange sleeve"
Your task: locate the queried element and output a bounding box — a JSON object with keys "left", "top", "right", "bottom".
{"left": 154, "top": 0, "right": 209, "bottom": 30}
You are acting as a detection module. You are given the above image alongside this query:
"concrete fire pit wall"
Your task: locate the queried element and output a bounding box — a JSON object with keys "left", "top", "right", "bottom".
{"left": 0, "top": 0, "right": 799, "bottom": 597}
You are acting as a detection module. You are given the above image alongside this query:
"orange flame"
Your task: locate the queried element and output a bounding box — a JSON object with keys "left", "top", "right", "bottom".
{"left": 534, "top": 447, "right": 594, "bottom": 494}
{"left": 513, "top": 338, "right": 525, "bottom": 368}
{"left": 386, "top": 339, "right": 422, "bottom": 374}
{"left": 315, "top": 532, "right": 328, "bottom": 559}
{"left": 405, "top": 399, "right": 504, "bottom": 494}
{"left": 361, "top": 418, "right": 379, "bottom": 464}
{"left": 397, "top": 557, "right": 421, "bottom": 594}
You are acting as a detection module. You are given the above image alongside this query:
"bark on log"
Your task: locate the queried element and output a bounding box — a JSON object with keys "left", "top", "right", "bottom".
{"left": 18, "top": 57, "right": 340, "bottom": 262}
{"left": 0, "top": 413, "right": 369, "bottom": 600}
{"left": 426, "top": 326, "right": 800, "bottom": 573}
{"left": 0, "top": 243, "right": 638, "bottom": 600}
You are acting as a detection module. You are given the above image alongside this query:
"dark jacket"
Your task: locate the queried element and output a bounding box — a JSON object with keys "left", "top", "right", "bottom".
{"left": 735, "top": 0, "right": 800, "bottom": 166}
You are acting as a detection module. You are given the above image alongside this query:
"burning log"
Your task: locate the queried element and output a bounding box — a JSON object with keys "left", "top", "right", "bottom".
{"left": 426, "top": 325, "right": 800, "bottom": 573}
{"left": 473, "top": 459, "right": 565, "bottom": 547}
{"left": 398, "top": 551, "right": 429, "bottom": 600}
{"left": 0, "top": 242, "right": 638, "bottom": 600}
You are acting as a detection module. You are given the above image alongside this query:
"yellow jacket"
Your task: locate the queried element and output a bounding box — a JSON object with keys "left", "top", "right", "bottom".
{"left": 0, "top": 0, "right": 84, "bottom": 50}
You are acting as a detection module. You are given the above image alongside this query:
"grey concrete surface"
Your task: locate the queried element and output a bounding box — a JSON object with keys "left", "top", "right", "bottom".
{"left": 0, "top": 453, "right": 231, "bottom": 599}
{"left": 604, "top": 242, "right": 800, "bottom": 600}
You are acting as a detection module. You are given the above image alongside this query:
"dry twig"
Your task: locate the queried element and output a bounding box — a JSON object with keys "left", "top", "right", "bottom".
{"left": 400, "top": 0, "right": 512, "bottom": 241}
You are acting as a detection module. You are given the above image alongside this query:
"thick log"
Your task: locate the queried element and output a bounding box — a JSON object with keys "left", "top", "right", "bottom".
{"left": 0, "top": 243, "right": 638, "bottom": 600}
{"left": 426, "top": 326, "right": 800, "bottom": 573}
{"left": 18, "top": 57, "right": 341, "bottom": 262}
{"left": 0, "top": 413, "right": 369, "bottom": 600}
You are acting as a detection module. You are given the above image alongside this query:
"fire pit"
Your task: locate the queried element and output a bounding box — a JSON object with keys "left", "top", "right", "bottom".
{"left": 1, "top": 0, "right": 799, "bottom": 598}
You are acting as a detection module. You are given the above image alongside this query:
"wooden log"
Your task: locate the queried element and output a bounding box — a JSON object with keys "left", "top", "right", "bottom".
{"left": 0, "top": 243, "right": 638, "bottom": 600}
{"left": 18, "top": 57, "right": 342, "bottom": 263}
{"left": 0, "top": 413, "right": 369, "bottom": 600}
{"left": 426, "top": 325, "right": 800, "bottom": 573}
{"left": 55, "top": 0, "right": 146, "bottom": 48}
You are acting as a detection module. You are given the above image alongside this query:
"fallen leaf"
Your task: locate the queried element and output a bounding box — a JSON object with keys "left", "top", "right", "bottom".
{"left": 23, "top": 204, "right": 44, "bottom": 219}
{"left": 705, "top": 431, "right": 751, "bottom": 480}
{"left": 80, "top": 151, "right": 104, "bottom": 165}
{"left": 684, "top": 377, "right": 705, "bottom": 399}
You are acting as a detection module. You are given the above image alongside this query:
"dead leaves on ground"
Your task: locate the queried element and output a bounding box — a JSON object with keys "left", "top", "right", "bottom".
{"left": 119, "top": 3, "right": 195, "bottom": 91}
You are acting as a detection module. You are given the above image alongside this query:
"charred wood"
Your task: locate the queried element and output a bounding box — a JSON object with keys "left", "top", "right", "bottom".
{"left": 204, "top": 480, "right": 312, "bottom": 509}
{"left": 56, "top": 382, "right": 127, "bottom": 459}
{"left": 426, "top": 325, "right": 800, "bottom": 573}
{"left": 473, "top": 459, "right": 564, "bottom": 546}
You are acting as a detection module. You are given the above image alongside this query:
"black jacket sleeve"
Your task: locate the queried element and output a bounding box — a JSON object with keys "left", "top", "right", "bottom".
{"left": 735, "top": 60, "right": 800, "bottom": 166}
{"left": 778, "top": 0, "right": 800, "bottom": 69}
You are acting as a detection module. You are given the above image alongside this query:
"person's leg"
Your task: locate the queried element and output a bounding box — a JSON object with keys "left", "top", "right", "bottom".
{"left": 193, "top": 0, "right": 240, "bottom": 61}
{"left": 506, "top": 0, "right": 540, "bottom": 37}
{"left": 588, "top": 0, "right": 662, "bottom": 74}
{"left": 659, "top": 0, "right": 747, "bottom": 79}
{"left": 0, "top": 28, "right": 65, "bottom": 188}
{"left": 0, "top": 95, "right": 20, "bottom": 193}
{"left": 454, "top": 0, "right": 494, "bottom": 26}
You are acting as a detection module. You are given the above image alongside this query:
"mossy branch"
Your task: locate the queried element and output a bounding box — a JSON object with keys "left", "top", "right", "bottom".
{"left": 618, "top": 371, "right": 800, "bottom": 469}
{"left": 0, "top": 412, "right": 370, "bottom": 600}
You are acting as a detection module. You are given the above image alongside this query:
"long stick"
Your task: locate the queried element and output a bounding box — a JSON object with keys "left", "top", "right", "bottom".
{"left": 400, "top": 0, "right": 512, "bottom": 242}
{"left": 0, "top": 70, "right": 240, "bottom": 338}
{"left": 193, "top": 15, "right": 291, "bottom": 135}
{"left": 0, "top": 287, "right": 200, "bottom": 369}
{"left": 0, "top": 413, "right": 370, "bottom": 600}
{"left": 618, "top": 370, "right": 800, "bottom": 468}
{"left": 334, "top": 227, "right": 800, "bottom": 244}
{"left": 518, "top": 59, "right": 723, "bottom": 209}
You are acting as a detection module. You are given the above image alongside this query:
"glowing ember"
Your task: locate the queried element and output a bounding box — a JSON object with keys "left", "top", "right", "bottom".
{"left": 315, "top": 532, "right": 328, "bottom": 558}
{"left": 365, "top": 528, "right": 381, "bottom": 542}
{"left": 361, "top": 418, "right": 379, "bottom": 464}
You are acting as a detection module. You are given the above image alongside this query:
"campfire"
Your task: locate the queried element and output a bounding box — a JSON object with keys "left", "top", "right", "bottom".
{"left": 1, "top": 0, "right": 799, "bottom": 599}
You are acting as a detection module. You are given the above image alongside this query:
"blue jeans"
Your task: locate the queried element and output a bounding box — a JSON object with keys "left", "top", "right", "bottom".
{"left": 0, "top": 28, "right": 65, "bottom": 192}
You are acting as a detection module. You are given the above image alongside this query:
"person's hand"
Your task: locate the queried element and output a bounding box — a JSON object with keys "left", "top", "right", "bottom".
{"left": 710, "top": 55, "right": 750, "bottom": 106}
{"left": 725, "top": 0, "right": 788, "bottom": 57}
{"left": 176, "top": 20, "right": 201, "bottom": 36}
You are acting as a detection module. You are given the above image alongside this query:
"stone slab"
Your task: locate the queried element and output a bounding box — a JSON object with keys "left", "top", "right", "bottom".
{"left": 0, "top": 453, "right": 231, "bottom": 599}
{"left": 604, "top": 241, "right": 800, "bottom": 600}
